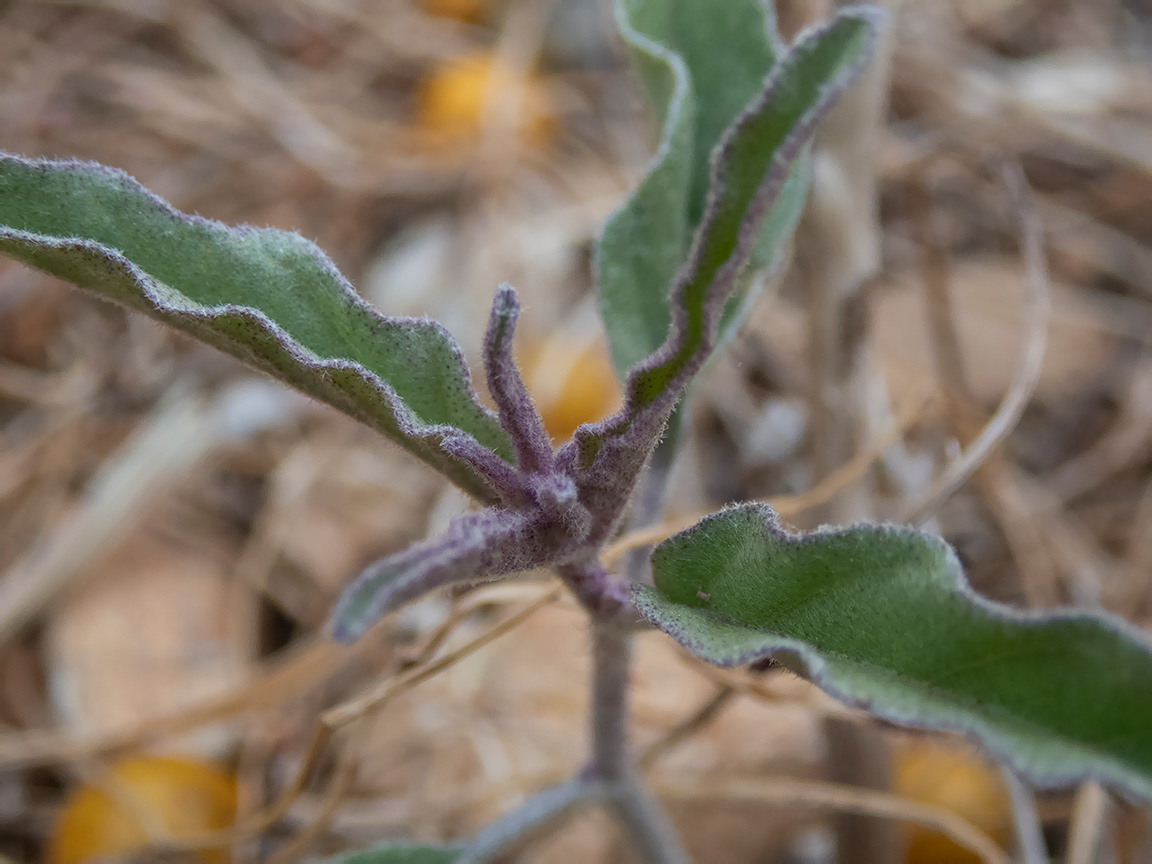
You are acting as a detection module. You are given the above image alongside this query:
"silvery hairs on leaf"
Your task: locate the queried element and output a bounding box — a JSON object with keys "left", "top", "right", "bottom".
{"left": 565, "top": 8, "right": 882, "bottom": 545}
{"left": 483, "top": 284, "right": 555, "bottom": 476}
{"left": 329, "top": 507, "right": 535, "bottom": 643}
{"left": 330, "top": 286, "right": 596, "bottom": 642}
{"left": 328, "top": 472, "right": 600, "bottom": 644}
{"left": 635, "top": 502, "right": 1152, "bottom": 802}
{"left": 328, "top": 0, "right": 882, "bottom": 644}
{"left": 0, "top": 154, "right": 513, "bottom": 501}
{"left": 599, "top": 0, "right": 804, "bottom": 379}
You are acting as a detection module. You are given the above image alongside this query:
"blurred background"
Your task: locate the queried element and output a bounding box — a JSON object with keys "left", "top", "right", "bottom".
{"left": 0, "top": 0, "right": 1151, "bottom": 861}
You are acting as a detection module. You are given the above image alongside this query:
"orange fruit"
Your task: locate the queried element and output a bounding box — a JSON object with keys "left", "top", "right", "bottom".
{"left": 47, "top": 755, "right": 236, "bottom": 864}
{"left": 421, "top": 0, "right": 492, "bottom": 23}
{"left": 526, "top": 335, "right": 622, "bottom": 442}
{"left": 416, "top": 50, "right": 554, "bottom": 148}
{"left": 895, "top": 740, "right": 1012, "bottom": 864}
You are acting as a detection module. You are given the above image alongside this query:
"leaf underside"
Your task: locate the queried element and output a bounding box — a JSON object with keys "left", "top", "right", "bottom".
{"left": 635, "top": 503, "right": 1152, "bottom": 801}
{"left": 563, "top": 10, "right": 878, "bottom": 540}
{"left": 0, "top": 154, "right": 513, "bottom": 500}
{"left": 597, "top": 0, "right": 809, "bottom": 381}
{"left": 623, "top": 11, "right": 875, "bottom": 412}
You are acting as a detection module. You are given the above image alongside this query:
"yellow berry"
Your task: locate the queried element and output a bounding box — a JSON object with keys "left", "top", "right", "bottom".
{"left": 47, "top": 756, "right": 236, "bottom": 864}
{"left": 527, "top": 336, "right": 622, "bottom": 442}
{"left": 895, "top": 740, "right": 1013, "bottom": 864}
{"left": 416, "top": 51, "right": 554, "bottom": 148}
{"left": 421, "top": 0, "right": 492, "bottom": 23}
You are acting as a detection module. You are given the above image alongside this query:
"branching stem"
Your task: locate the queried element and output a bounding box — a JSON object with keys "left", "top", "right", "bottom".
{"left": 591, "top": 620, "right": 693, "bottom": 864}
{"left": 606, "top": 779, "right": 692, "bottom": 864}
{"left": 456, "top": 775, "right": 605, "bottom": 863}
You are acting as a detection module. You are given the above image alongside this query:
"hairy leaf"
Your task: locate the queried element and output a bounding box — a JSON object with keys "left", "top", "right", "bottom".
{"left": 324, "top": 843, "right": 458, "bottom": 864}
{"left": 330, "top": 472, "right": 592, "bottom": 641}
{"left": 329, "top": 508, "right": 533, "bottom": 643}
{"left": 565, "top": 9, "right": 879, "bottom": 541}
{"left": 0, "top": 155, "right": 513, "bottom": 500}
{"left": 635, "top": 503, "right": 1152, "bottom": 800}
{"left": 598, "top": 0, "right": 808, "bottom": 379}
{"left": 484, "top": 284, "right": 554, "bottom": 474}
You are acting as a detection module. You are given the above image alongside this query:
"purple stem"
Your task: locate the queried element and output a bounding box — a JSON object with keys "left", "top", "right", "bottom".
{"left": 442, "top": 433, "right": 531, "bottom": 508}
{"left": 591, "top": 621, "right": 632, "bottom": 783}
{"left": 328, "top": 507, "right": 538, "bottom": 643}
{"left": 590, "top": 621, "right": 692, "bottom": 864}
{"left": 558, "top": 559, "right": 632, "bottom": 621}
{"left": 484, "top": 284, "right": 555, "bottom": 474}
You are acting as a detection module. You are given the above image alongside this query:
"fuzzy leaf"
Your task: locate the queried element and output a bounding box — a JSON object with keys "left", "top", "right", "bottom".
{"left": 324, "top": 843, "right": 458, "bottom": 864}
{"left": 634, "top": 503, "right": 1152, "bottom": 800}
{"left": 330, "top": 471, "right": 592, "bottom": 641}
{"left": 484, "top": 284, "right": 554, "bottom": 474}
{"left": 0, "top": 155, "right": 513, "bottom": 500}
{"left": 598, "top": 0, "right": 808, "bottom": 379}
{"left": 329, "top": 508, "right": 535, "bottom": 643}
{"left": 565, "top": 10, "right": 879, "bottom": 541}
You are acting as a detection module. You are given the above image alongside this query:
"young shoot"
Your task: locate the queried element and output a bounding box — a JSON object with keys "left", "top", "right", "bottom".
{"left": 0, "top": 2, "right": 1150, "bottom": 862}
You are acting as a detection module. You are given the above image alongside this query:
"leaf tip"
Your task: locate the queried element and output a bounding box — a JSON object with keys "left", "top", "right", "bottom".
{"left": 493, "top": 282, "right": 519, "bottom": 317}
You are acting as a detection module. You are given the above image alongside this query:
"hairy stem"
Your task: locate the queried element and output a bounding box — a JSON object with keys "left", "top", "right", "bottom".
{"left": 456, "top": 776, "right": 605, "bottom": 864}
{"left": 591, "top": 620, "right": 693, "bottom": 864}
{"left": 591, "top": 622, "right": 632, "bottom": 781}
{"left": 558, "top": 559, "right": 631, "bottom": 620}
{"left": 484, "top": 284, "right": 555, "bottom": 475}
{"left": 606, "top": 780, "right": 692, "bottom": 864}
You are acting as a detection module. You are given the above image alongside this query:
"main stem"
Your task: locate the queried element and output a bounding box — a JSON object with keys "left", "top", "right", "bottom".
{"left": 591, "top": 620, "right": 692, "bottom": 864}
{"left": 591, "top": 621, "right": 632, "bottom": 780}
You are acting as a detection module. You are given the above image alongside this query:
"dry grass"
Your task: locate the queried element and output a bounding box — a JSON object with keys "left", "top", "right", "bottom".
{"left": 0, "top": 0, "right": 1150, "bottom": 861}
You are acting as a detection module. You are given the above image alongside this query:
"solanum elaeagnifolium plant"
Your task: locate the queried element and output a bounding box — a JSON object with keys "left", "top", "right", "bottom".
{"left": 2, "top": 1, "right": 1152, "bottom": 861}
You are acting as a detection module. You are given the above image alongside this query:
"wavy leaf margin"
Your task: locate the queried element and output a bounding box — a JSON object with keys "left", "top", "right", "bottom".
{"left": 634, "top": 502, "right": 1152, "bottom": 801}
{"left": 0, "top": 154, "right": 513, "bottom": 500}
{"left": 597, "top": 0, "right": 805, "bottom": 380}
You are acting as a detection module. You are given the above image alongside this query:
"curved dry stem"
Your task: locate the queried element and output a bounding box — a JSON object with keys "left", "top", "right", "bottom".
{"left": 267, "top": 739, "right": 360, "bottom": 864}
{"left": 906, "top": 153, "right": 1059, "bottom": 607}
{"left": 1001, "top": 767, "right": 1048, "bottom": 864}
{"left": 675, "top": 651, "right": 856, "bottom": 720}
{"left": 0, "top": 580, "right": 562, "bottom": 772}
{"left": 405, "top": 581, "right": 570, "bottom": 668}
{"left": 898, "top": 159, "right": 1050, "bottom": 525}
{"left": 120, "top": 722, "right": 352, "bottom": 860}
{"left": 323, "top": 586, "right": 561, "bottom": 728}
{"left": 6, "top": 583, "right": 565, "bottom": 862}
{"left": 1066, "top": 782, "right": 1108, "bottom": 864}
{"left": 638, "top": 686, "right": 735, "bottom": 772}
{"left": 655, "top": 774, "right": 1010, "bottom": 864}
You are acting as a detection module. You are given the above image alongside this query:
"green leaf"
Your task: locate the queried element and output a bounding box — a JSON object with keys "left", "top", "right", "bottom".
{"left": 625, "top": 9, "right": 876, "bottom": 410}
{"left": 0, "top": 155, "right": 514, "bottom": 501}
{"left": 597, "top": 0, "right": 808, "bottom": 380}
{"left": 634, "top": 503, "right": 1152, "bottom": 800}
{"left": 566, "top": 9, "right": 878, "bottom": 501}
{"left": 324, "top": 843, "right": 458, "bottom": 864}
